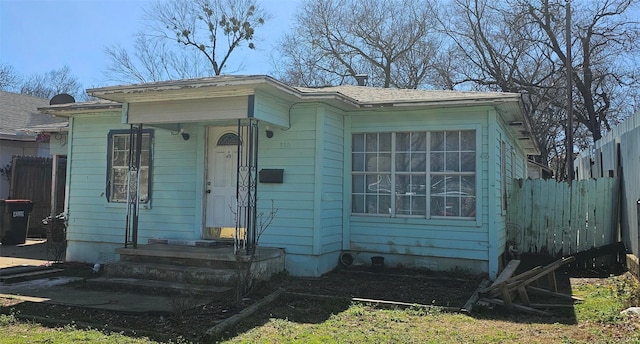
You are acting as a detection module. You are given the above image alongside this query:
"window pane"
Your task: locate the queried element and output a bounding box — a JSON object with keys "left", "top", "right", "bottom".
{"left": 396, "top": 153, "right": 410, "bottom": 172}
{"left": 411, "top": 132, "right": 426, "bottom": 151}
{"left": 430, "top": 196, "right": 445, "bottom": 216}
{"left": 461, "top": 131, "right": 475, "bottom": 150}
{"left": 461, "top": 176, "right": 475, "bottom": 196}
{"left": 431, "top": 175, "right": 445, "bottom": 194}
{"left": 140, "top": 150, "right": 150, "bottom": 166}
{"left": 113, "top": 150, "right": 127, "bottom": 166}
{"left": 396, "top": 132, "right": 410, "bottom": 151}
{"left": 447, "top": 196, "right": 461, "bottom": 217}
{"left": 430, "top": 152, "right": 444, "bottom": 171}
{"left": 141, "top": 138, "right": 151, "bottom": 150}
{"left": 431, "top": 132, "right": 444, "bottom": 151}
{"left": 379, "top": 133, "right": 391, "bottom": 151}
{"left": 445, "top": 176, "right": 462, "bottom": 193}
{"left": 377, "top": 195, "right": 391, "bottom": 214}
{"left": 366, "top": 133, "right": 378, "bottom": 151}
{"left": 352, "top": 195, "right": 365, "bottom": 213}
{"left": 461, "top": 152, "right": 475, "bottom": 172}
{"left": 352, "top": 175, "right": 365, "bottom": 193}
{"left": 353, "top": 134, "right": 364, "bottom": 152}
{"left": 445, "top": 131, "right": 460, "bottom": 150}
{"left": 139, "top": 168, "right": 149, "bottom": 202}
{"left": 352, "top": 153, "right": 365, "bottom": 171}
{"left": 446, "top": 152, "right": 460, "bottom": 172}
{"left": 378, "top": 153, "right": 391, "bottom": 171}
{"left": 114, "top": 136, "right": 127, "bottom": 150}
{"left": 396, "top": 174, "right": 411, "bottom": 194}
{"left": 461, "top": 197, "right": 476, "bottom": 217}
{"left": 411, "top": 153, "right": 426, "bottom": 171}
{"left": 113, "top": 168, "right": 127, "bottom": 185}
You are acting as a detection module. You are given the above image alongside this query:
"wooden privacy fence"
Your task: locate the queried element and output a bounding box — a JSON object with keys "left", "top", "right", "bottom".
{"left": 9, "top": 156, "right": 67, "bottom": 233}
{"left": 507, "top": 177, "right": 619, "bottom": 260}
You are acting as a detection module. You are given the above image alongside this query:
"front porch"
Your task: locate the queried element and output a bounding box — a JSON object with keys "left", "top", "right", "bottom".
{"left": 88, "top": 241, "right": 285, "bottom": 297}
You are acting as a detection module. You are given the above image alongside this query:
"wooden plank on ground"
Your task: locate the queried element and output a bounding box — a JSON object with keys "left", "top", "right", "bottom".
{"left": 481, "top": 266, "right": 543, "bottom": 298}
{"left": 478, "top": 298, "right": 547, "bottom": 316}
{"left": 526, "top": 286, "right": 583, "bottom": 302}
{"left": 521, "top": 257, "right": 575, "bottom": 287}
{"left": 461, "top": 279, "right": 491, "bottom": 313}
{"left": 206, "top": 288, "right": 284, "bottom": 335}
{"left": 493, "top": 260, "right": 520, "bottom": 285}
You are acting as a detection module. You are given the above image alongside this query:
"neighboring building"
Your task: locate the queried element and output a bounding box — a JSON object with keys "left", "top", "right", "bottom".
{"left": 40, "top": 75, "right": 539, "bottom": 279}
{"left": 527, "top": 158, "right": 553, "bottom": 179}
{"left": 0, "top": 91, "right": 66, "bottom": 198}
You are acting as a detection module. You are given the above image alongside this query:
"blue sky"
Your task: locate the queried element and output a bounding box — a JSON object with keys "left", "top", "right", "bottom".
{"left": 0, "top": 0, "right": 299, "bottom": 89}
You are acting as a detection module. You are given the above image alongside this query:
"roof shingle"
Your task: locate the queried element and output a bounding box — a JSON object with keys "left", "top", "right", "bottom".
{"left": 0, "top": 91, "right": 66, "bottom": 137}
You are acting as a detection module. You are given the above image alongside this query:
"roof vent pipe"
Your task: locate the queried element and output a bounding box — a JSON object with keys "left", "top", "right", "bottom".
{"left": 354, "top": 74, "right": 368, "bottom": 86}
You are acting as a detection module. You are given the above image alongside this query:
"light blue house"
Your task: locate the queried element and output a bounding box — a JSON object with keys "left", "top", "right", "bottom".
{"left": 41, "top": 76, "right": 539, "bottom": 279}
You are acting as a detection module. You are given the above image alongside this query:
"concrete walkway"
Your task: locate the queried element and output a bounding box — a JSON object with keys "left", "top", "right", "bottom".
{"left": 0, "top": 239, "right": 214, "bottom": 313}
{"left": 0, "top": 239, "right": 52, "bottom": 268}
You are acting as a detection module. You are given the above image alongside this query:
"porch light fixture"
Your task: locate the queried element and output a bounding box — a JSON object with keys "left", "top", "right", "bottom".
{"left": 180, "top": 129, "right": 190, "bottom": 141}
{"left": 265, "top": 126, "right": 274, "bottom": 138}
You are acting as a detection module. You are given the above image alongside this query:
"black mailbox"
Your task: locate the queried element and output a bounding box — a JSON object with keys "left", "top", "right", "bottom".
{"left": 259, "top": 169, "right": 284, "bottom": 183}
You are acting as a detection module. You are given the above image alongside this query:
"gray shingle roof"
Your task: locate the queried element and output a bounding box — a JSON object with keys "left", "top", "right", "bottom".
{"left": 294, "top": 85, "right": 520, "bottom": 104}
{"left": 0, "top": 91, "right": 67, "bottom": 138}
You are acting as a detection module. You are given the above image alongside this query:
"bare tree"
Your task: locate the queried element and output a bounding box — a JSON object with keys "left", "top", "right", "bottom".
{"left": 524, "top": 0, "right": 639, "bottom": 142}
{"left": 0, "top": 64, "right": 21, "bottom": 91}
{"left": 20, "top": 65, "right": 83, "bottom": 100}
{"left": 105, "top": 35, "right": 213, "bottom": 84}
{"left": 275, "top": 0, "right": 441, "bottom": 88}
{"left": 439, "top": 0, "right": 640, "bottom": 179}
{"left": 104, "top": 0, "right": 268, "bottom": 82}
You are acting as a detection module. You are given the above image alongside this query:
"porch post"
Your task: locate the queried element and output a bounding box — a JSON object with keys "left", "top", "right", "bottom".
{"left": 125, "top": 124, "right": 143, "bottom": 248}
{"left": 235, "top": 119, "right": 259, "bottom": 255}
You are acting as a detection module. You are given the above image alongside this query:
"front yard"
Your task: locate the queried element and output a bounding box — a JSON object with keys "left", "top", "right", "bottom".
{"left": 1, "top": 267, "right": 639, "bottom": 343}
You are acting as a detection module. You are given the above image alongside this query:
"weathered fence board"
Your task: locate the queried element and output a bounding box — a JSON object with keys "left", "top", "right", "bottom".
{"left": 507, "top": 178, "right": 619, "bottom": 262}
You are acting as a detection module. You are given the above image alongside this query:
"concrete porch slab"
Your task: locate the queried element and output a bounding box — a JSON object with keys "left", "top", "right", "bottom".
{"left": 1, "top": 279, "right": 214, "bottom": 313}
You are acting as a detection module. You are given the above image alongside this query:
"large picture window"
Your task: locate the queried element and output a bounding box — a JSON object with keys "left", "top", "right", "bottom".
{"left": 107, "top": 129, "right": 153, "bottom": 203}
{"left": 352, "top": 130, "right": 476, "bottom": 218}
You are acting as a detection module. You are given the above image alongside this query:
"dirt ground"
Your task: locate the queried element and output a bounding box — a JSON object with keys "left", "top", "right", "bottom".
{"left": 0, "top": 263, "right": 482, "bottom": 342}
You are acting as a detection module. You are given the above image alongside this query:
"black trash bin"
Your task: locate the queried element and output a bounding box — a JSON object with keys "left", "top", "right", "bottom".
{"left": 0, "top": 199, "right": 34, "bottom": 246}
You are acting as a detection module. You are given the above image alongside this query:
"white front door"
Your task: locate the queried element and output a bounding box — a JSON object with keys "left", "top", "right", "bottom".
{"left": 204, "top": 127, "right": 239, "bottom": 238}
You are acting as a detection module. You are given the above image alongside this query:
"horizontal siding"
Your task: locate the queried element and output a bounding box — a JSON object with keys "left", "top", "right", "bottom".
{"left": 254, "top": 90, "right": 291, "bottom": 128}
{"left": 321, "top": 110, "right": 344, "bottom": 253}
{"left": 257, "top": 106, "right": 319, "bottom": 255}
{"left": 349, "top": 220, "right": 488, "bottom": 261}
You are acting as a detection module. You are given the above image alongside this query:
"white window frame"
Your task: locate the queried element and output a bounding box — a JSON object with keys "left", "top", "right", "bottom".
{"left": 106, "top": 129, "right": 153, "bottom": 203}
{"left": 351, "top": 130, "right": 476, "bottom": 219}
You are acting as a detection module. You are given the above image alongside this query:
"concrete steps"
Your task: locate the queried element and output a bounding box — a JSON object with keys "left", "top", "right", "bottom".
{"left": 0, "top": 266, "right": 64, "bottom": 284}
{"left": 88, "top": 243, "right": 285, "bottom": 298}
{"left": 103, "top": 261, "right": 240, "bottom": 286}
